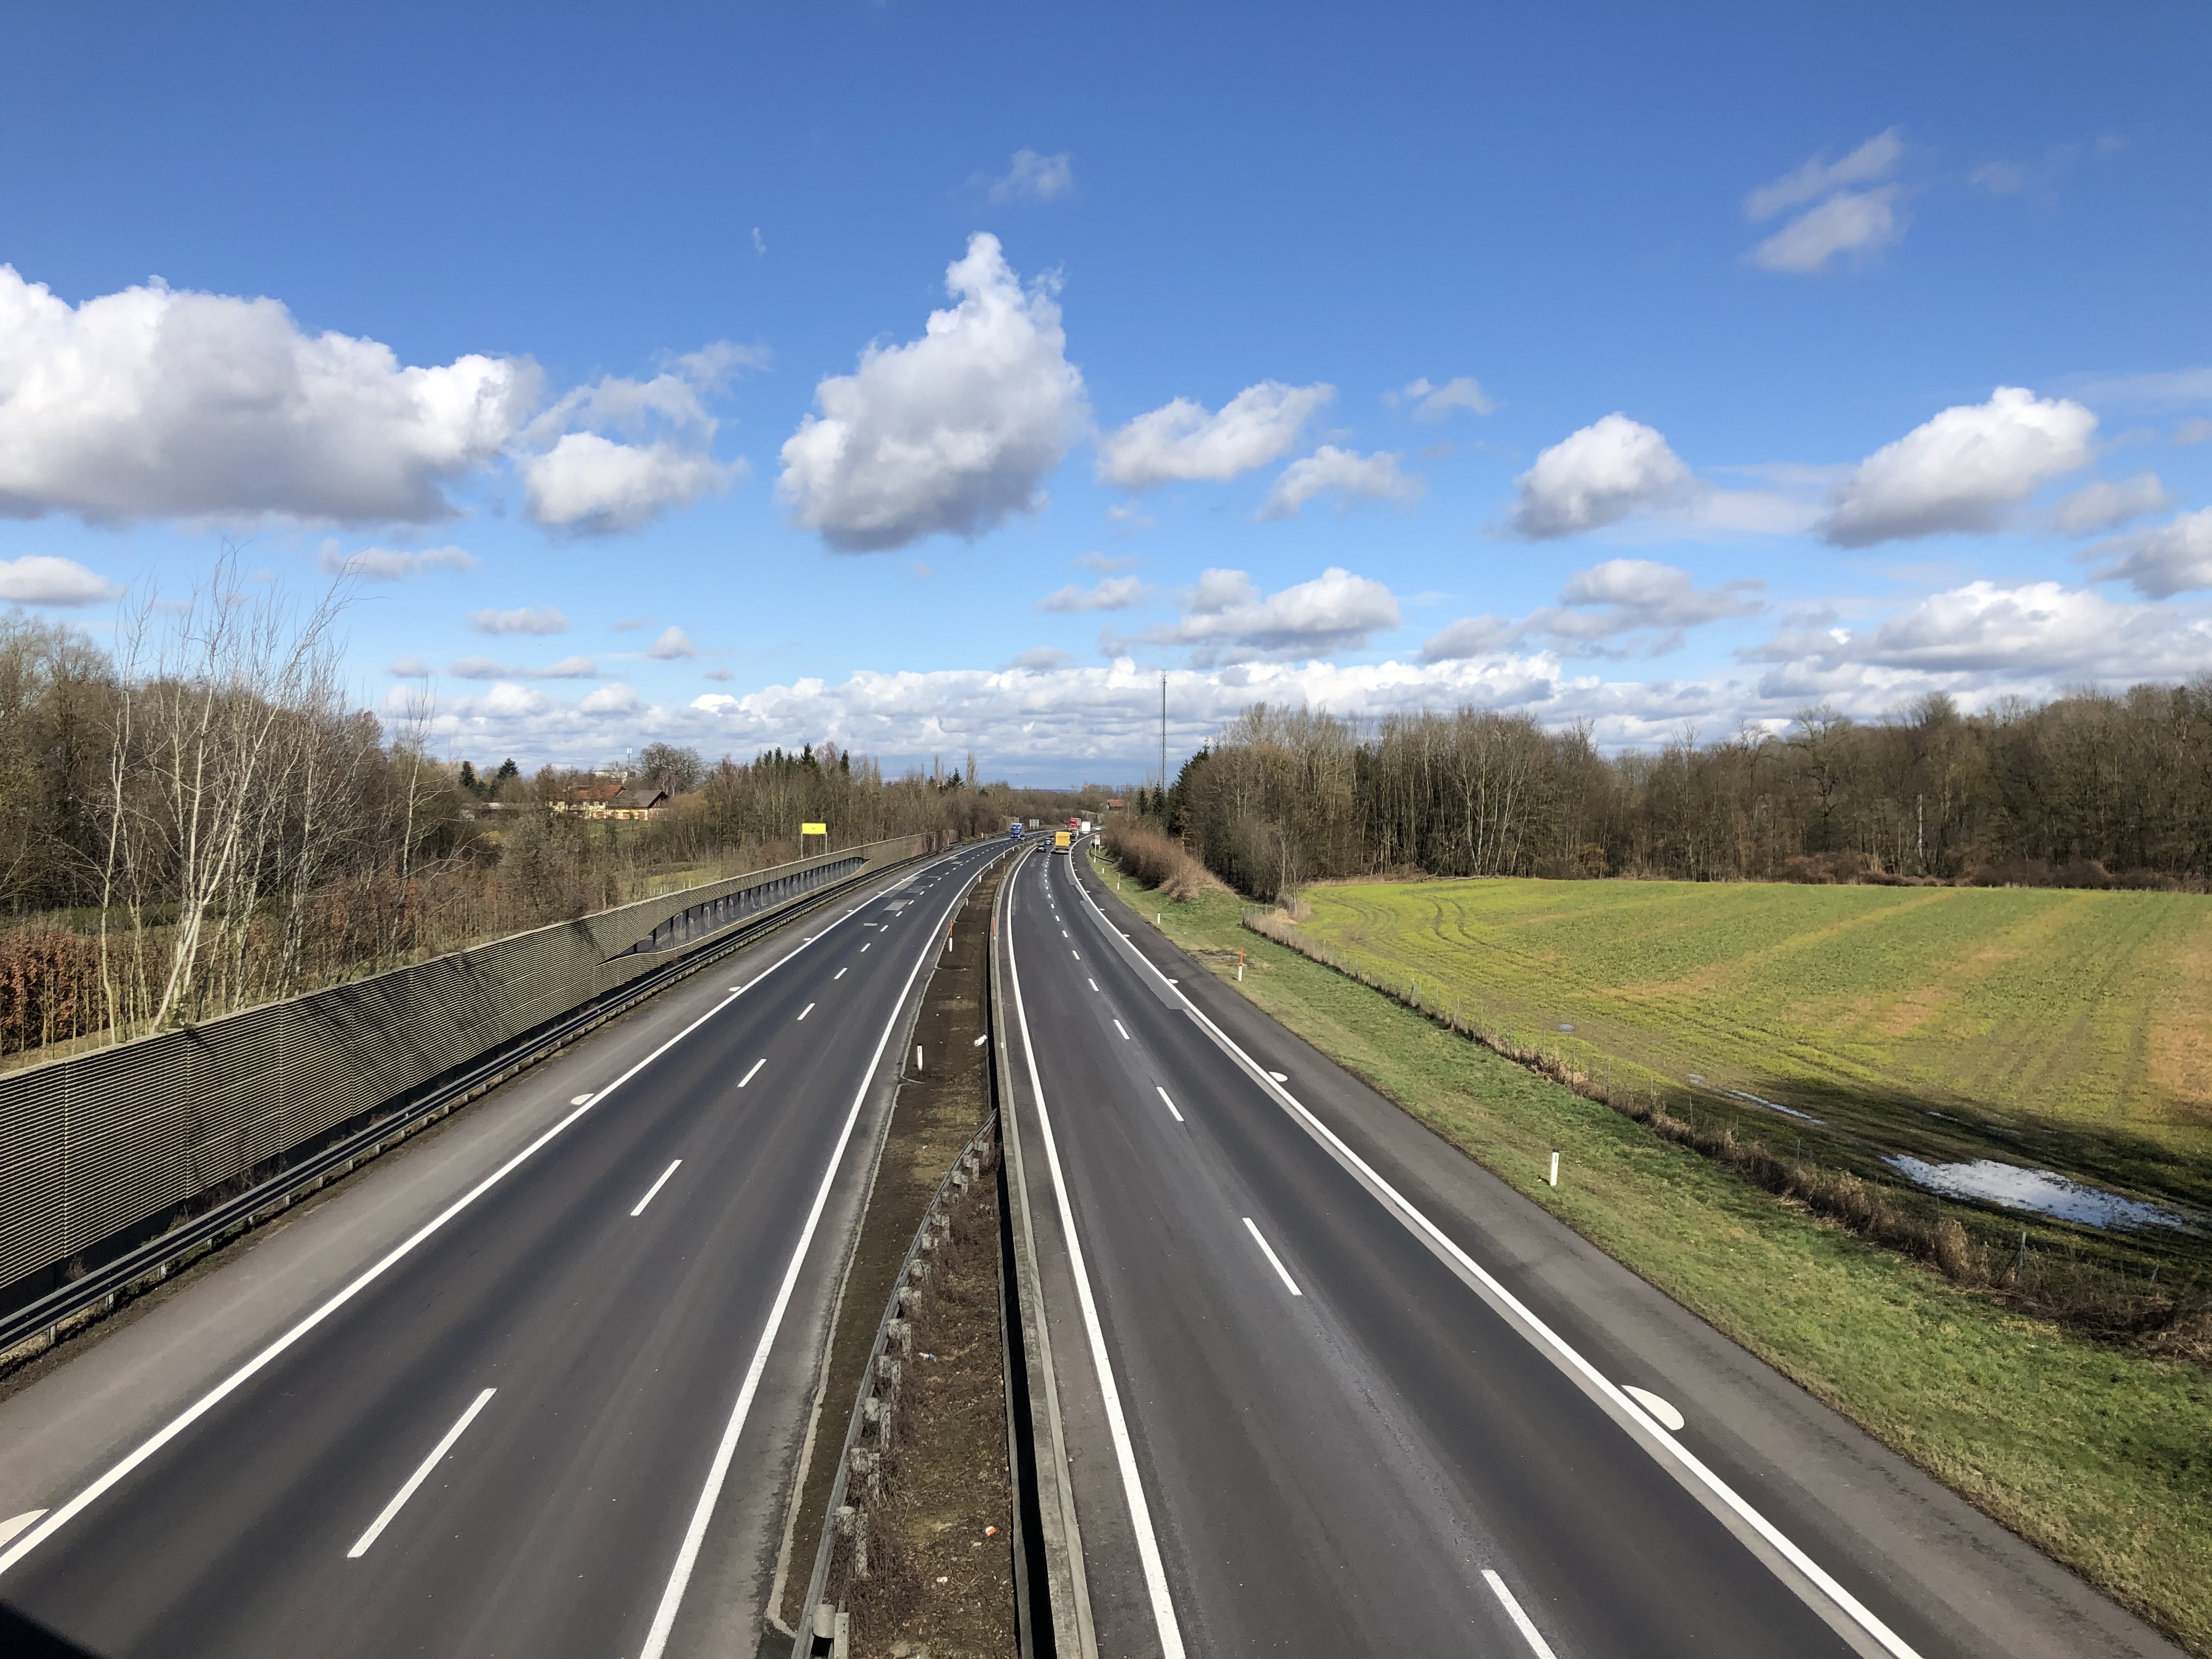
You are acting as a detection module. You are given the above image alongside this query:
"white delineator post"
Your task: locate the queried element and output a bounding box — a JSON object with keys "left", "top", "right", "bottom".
{"left": 1549, "top": 1151, "right": 1560, "bottom": 1187}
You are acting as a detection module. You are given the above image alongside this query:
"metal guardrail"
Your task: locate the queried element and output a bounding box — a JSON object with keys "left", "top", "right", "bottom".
{"left": 0, "top": 835, "right": 952, "bottom": 1365}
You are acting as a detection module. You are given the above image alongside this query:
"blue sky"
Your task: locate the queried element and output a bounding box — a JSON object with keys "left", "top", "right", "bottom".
{"left": 3, "top": 1, "right": 2208, "bottom": 782}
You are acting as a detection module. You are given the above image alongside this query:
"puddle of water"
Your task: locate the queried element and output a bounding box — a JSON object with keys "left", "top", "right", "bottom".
{"left": 1884, "top": 1155, "right": 2196, "bottom": 1233}
{"left": 1724, "top": 1088, "right": 1823, "bottom": 1125}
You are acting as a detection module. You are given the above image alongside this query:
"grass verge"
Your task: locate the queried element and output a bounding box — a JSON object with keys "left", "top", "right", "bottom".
{"left": 1088, "top": 853, "right": 2212, "bottom": 1656}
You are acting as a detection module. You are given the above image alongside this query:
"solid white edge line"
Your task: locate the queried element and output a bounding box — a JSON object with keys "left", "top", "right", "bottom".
{"left": 0, "top": 845, "right": 956, "bottom": 1583}
{"left": 1242, "top": 1217, "right": 1302, "bottom": 1296}
{"left": 347, "top": 1387, "right": 497, "bottom": 1559}
{"left": 1068, "top": 856, "right": 1922, "bottom": 1659}
{"left": 635, "top": 846, "right": 1002, "bottom": 1659}
{"left": 1008, "top": 856, "right": 1188, "bottom": 1659}
{"left": 631, "top": 1159, "right": 684, "bottom": 1217}
{"left": 1482, "top": 1569, "right": 1561, "bottom": 1659}
{"left": 738, "top": 1058, "right": 766, "bottom": 1087}
{"left": 1155, "top": 1086, "right": 1184, "bottom": 1123}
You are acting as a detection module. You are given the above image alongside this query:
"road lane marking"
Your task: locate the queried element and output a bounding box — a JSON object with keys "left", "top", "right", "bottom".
{"left": 0, "top": 844, "right": 992, "bottom": 1582}
{"left": 347, "top": 1388, "right": 496, "bottom": 1558}
{"left": 738, "top": 1058, "right": 766, "bottom": 1087}
{"left": 1242, "top": 1218, "right": 1302, "bottom": 1296}
{"left": 798, "top": 1002, "right": 815, "bottom": 1021}
{"left": 1113, "top": 1019, "right": 1130, "bottom": 1040}
{"left": 834, "top": 967, "right": 848, "bottom": 980}
{"left": 862, "top": 943, "right": 872, "bottom": 952}
{"left": 1070, "top": 950, "right": 1080, "bottom": 960}
{"left": 1007, "top": 884, "right": 1187, "bottom": 1659}
{"left": 1064, "top": 855, "right": 1922, "bottom": 1659}
{"left": 1155, "top": 1087, "right": 1184, "bottom": 1123}
{"left": 1088, "top": 978, "right": 1099, "bottom": 992}
{"left": 0, "top": 1513, "right": 44, "bottom": 1550}
{"left": 637, "top": 849, "right": 1002, "bottom": 1659}
{"left": 571, "top": 1094, "right": 595, "bottom": 1106}
{"left": 1268, "top": 1071, "right": 1289, "bottom": 1082}
{"left": 631, "top": 1160, "right": 684, "bottom": 1217}
{"left": 1483, "top": 1570, "right": 1560, "bottom": 1658}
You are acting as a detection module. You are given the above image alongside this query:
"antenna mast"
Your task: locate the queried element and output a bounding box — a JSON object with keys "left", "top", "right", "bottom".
{"left": 1160, "top": 675, "right": 1167, "bottom": 797}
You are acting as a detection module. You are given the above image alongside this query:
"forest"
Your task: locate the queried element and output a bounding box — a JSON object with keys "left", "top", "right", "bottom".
{"left": 1138, "top": 683, "right": 2212, "bottom": 900}
{"left": 0, "top": 584, "right": 1068, "bottom": 1065}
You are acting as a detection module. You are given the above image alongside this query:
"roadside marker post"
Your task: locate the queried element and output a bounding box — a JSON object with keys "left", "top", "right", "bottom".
{"left": 1549, "top": 1151, "right": 1560, "bottom": 1188}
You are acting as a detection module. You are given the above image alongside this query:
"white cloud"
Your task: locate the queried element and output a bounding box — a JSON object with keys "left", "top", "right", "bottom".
{"left": 1393, "top": 376, "right": 1496, "bottom": 421}
{"left": 520, "top": 434, "right": 740, "bottom": 534}
{"left": 1423, "top": 559, "right": 1763, "bottom": 662}
{"left": 2050, "top": 472, "right": 2172, "bottom": 535}
{"left": 1037, "top": 576, "right": 1148, "bottom": 612}
{"left": 777, "top": 234, "right": 1088, "bottom": 552}
{"left": 752, "top": 227, "right": 766, "bottom": 257}
{"left": 1006, "top": 647, "right": 1074, "bottom": 672}
{"left": 1076, "top": 550, "right": 1137, "bottom": 573}
{"left": 1116, "top": 567, "right": 1402, "bottom": 667}
{"left": 1745, "top": 129, "right": 1904, "bottom": 221}
{"left": 579, "top": 682, "right": 642, "bottom": 714}
{"left": 646, "top": 625, "right": 698, "bottom": 661}
{"left": 319, "top": 543, "right": 478, "bottom": 580}
{"left": 388, "top": 654, "right": 433, "bottom": 678}
{"left": 2081, "top": 507, "right": 2212, "bottom": 599}
{"left": 1970, "top": 161, "right": 2028, "bottom": 196}
{"left": 1097, "top": 381, "right": 1333, "bottom": 490}
{"left": 2059, "top": 366, "right": 2212, "bottom": 411}
{"left": 1749, "top": 188, "right": 1904, "bottom": 274}
{"left": 466, "top": 605, "right": 570, "bottom": 636}
{"left": 1508, "top": 414, "right": 1692, "bottom": 539}
{"left": 449, "top": 654, "right": 600, "bottom": 680}
{"left": 0, "top": 554, "right": 122, "bottom": 606}
{"left": 987, "top": 149, "right": 1075, "bottom": 205}
{"left": 0, "top": 264, "right": 533, "bottom": 524}
{"left": 1259, "top": 446, "right": 1423, "bottom": 520}
{"left": 1743, "top": 132, "right": 1907, "bottom": 275}
{"left": 1821, "top": 387, "right": 2097, "bottom": 546}
{"left": 1745, "top": 580, "right": 2212, "bottom": 698}
{"left": 2177, "top": 417, "right": 2212, "bottom": 446}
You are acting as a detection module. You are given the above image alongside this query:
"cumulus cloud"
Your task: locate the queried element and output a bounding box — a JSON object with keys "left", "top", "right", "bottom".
{"left": 1257, "top": 446, "right": 1423, "bottom": 520}
{"left": 0, "top": 554, "right": 122, "bottom": 606}
{"left": 467, "top": 605, "right": 570, "bottom": 636}
{"left": 2050, "top": 472, "right": 2172, "bottom": 535}
{"left": 2081, "top": 507, "right": 2212, "bottom": 599}
{"left": 1745, "top": 579, "right": 2212, "bottom": 699}
{"left": 987, "top": 149, "right": 1075, "bottom": 205}
{"left": 1006, "top": 647, "right": 1074, "bottom": 672}
{"left": 0, "top": 265, "right": 533, "bottom": 524}
{"left": 1391, "top": 376, "right": 1496, "bottom": 421}
{"left": 1075, "top": 550, "right": 1137, "bottom": 573}
{"left": 1423, "top": 559, "right": 1763, "bottom": 662}
{"left": 1097, "top": 381, "right": 1333, "bottom": 490}
{"left": 2061, "top": 366, "right": 2212, "bottom": 411}
{"left": 449, "top": 654, "right": 600, "bottom": 680}
{"left": 1037, "top": 576, "right": 1147, "bottom": 612}
{"left": 1820, "top": 387, "right": 2097, "bottom": 546}
{"left": 579, "top": 682, "right": 642, "bottom": 714}
{"left": 319, "top": 543, "right": 478, "bottom": 580}
{"left": 521, "top": 434, "right": 739, "bottom": 534}
{"left": 1508, "top": 414, "right": 1693, "bottom": 539}
{"left": 777, "top": 234, "right": 1087, "bottom": 551}
{"left": 1114, "top": 567, "right": 1401, "bottom": 667}
{"left": 646, "top": 625, "right": 699, "bottom": 661}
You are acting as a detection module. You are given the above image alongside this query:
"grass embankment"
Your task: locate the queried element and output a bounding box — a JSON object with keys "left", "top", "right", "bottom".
{"left": 1088, "top": 853, "right": 2212, "bottom": 1655}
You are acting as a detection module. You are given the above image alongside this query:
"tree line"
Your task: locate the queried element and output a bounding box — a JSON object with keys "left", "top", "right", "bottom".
{"left": 0, "top": 578, "right": 1073, "bottom": 1064}
{"left": 1140, "top": 681, "right": 2212, "bottom": 900}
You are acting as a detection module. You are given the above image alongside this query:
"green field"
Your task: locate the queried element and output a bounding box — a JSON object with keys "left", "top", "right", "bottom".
{"left": 1290, "top": 878, "right": 2212, "bottom": 1233}
{"left": 1089, "top": 854, "right": 2212, "bottom": 1652}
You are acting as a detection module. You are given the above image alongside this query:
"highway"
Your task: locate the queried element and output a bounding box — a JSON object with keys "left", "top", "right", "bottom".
{"left": 998, "top": 840, "right": 2180, "bottom": 1659}
{"left": 0, "top": 838, "right": 1007, "bottom": 1659}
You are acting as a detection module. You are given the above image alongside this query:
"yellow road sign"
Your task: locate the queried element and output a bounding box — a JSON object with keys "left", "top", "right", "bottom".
{"left": 800, "top": 822, "right": 827, "bottom": 836}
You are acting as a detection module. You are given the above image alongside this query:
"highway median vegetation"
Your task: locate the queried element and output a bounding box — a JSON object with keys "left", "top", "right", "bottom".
{"left": 1092, "top": 848, "right": 2212, "bottom": 1656}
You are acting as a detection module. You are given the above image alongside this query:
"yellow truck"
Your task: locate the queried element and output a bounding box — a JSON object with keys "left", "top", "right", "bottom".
{"left": 1052, "top": 830, "right": 1073, "bottom": 854}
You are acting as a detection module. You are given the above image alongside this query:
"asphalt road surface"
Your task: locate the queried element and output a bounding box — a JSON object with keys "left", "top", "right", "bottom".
{"left": 998, "top": 839, "right": 2183, "bottom": 1659}
{"left": 0, "top": 838, "right": 1009, "bottom": 1659}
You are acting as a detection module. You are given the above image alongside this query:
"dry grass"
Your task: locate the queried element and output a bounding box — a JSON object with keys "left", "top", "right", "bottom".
{"left": 1100, "top": 821, "right": 1228, "bottom": 902}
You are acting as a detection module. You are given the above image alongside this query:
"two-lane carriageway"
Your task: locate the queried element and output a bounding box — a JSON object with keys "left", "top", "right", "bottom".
{"left": 0, "top": 839, "right": 1006, "bottom": 1659}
